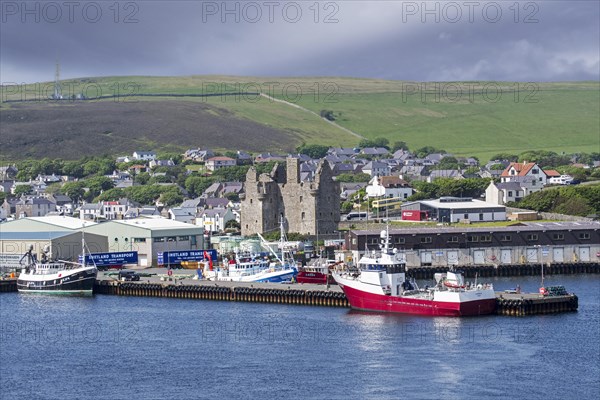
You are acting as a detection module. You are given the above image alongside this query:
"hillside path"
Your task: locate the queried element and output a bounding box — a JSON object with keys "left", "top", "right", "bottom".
{"left": 259, "top": 93, "right": 365, "bottom": 139}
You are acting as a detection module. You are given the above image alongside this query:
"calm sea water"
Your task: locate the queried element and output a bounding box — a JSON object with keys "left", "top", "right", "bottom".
{"left": 1, "top": 275, "right": 598, "bottom": 400}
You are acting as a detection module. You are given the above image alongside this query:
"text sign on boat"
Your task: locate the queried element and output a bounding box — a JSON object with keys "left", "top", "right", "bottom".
{"left": 79, "top": 252, "right": 138, "bottom": 267}
{"left": 157, "top": 250, "right": 218, "bottom": 265}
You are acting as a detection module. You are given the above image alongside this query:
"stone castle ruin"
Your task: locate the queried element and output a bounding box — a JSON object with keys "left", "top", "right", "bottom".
{"left": 241, "top": 158, "right": 340, "bottom": 236}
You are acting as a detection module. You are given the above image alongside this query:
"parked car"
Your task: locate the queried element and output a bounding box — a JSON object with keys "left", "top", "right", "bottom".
{"left": 118, "top": 270, "right": 140, "bottom": 281}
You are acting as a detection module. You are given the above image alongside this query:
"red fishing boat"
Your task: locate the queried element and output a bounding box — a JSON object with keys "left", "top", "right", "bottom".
{"left": 332, "top": 227, "right": 496, "bottom": 316}
{"left": 296, "top": 259, "right": 339, "bottom": 285}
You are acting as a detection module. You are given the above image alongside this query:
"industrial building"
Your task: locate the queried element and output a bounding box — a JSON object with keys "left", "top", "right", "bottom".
{"left": 82, "top": 218, "right": 205, "bottom": 267}
{"left": 401, "top": 197, "right": 506, "bottom": 223}
{"left": 345, "top": 222, "right": 599, "bottom": 268}
{"left": 0, "top": 216, "right": 107, "bottom": 269}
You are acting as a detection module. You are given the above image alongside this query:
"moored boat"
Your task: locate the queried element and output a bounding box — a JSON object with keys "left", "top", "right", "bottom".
{"left": 17, "top": 235, "right": 98, "bottom": 296}
{"left": 297, "top": 259, "right": 339, "bottom": 285}
{"left": 332, "top": 227, "right": 496, "bottom": 316}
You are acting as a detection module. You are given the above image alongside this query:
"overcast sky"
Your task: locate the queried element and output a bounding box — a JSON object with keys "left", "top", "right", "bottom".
{"left": 1, "top": 1, "right": 598, "bottom": 83}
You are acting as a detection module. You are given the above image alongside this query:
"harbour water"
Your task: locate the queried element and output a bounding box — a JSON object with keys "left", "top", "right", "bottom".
{"left": 1, "top": 275, "right": 598, "bottom": 400}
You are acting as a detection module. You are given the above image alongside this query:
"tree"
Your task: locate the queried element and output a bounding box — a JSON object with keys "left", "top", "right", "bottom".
{"left": 0, "top": 192, "right": 6, "bottom": 204}
{"left": 335, "top": 173, "right": 371, "bottom": 183}
{"left": 320, "top": 110, "right": 335, "bottom": 121}
{"left": 489, "top": 153, "right": 518, "bottom": 162}
{"left": 85, "top": 176, "right": 115, "bottom": 199}
{"left": 341, "top": 200, "right": 354, "bottom": 214}
{"left": 185, "top": 175, "right": 215, "bottom": 197}
{"left": 14, "top": 185, "right": 32, "bottom": 196}
{"left": 134, "top": 172, "right": 150, "bottom": 185}
{"left": 224, "top": 192, "right": 240, "bottom": 202}
{"left": 124, "top": 185, "right": 163, "bottom": 205}
{"left": 212, "top": 165, "right": 250, "bottom": 181}
{"left": 159, "top": 188, "right": 184, "bottom": 207}
{"left": 415, "top": 146, "right": 445, "bottom": 158}
{"left": 225, "top": 220, "right": 241, "bottom": 230}
{"left": 392, "top": 141, "right": 409, "bottom": 152}
{"left": 61, "top": 181, "right": 86, "bottom": 203}
{"left": 359, "top": 137, "right": 390, "bottom": 149}
{"left": 489, "top": 163, "right": 506, "bottom": 170}
{"left": 433, "top": 156, "right": 461, "bottom": 170}
{"left": 296, "top": 144, "right": 329, "bottom": 159}
{"left": 62, "top": 161, "right": 85, "bottom": 178}
{"left": 96, "top": 188, "right": 126, "bottom": 202}
{"left": 149, "top": 174, "right": 171, "bottom": 184}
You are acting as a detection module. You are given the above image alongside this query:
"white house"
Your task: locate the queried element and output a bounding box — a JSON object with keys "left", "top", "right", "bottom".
{"left": 205, "top": 156, "right": 236, "bottom": 171}
{"left": 80, "top": 203, "right": 103, "bottom": 221}
{"left": 168, "top": 207, "right": 197, "bottom": 224}
{"left": 132, "top": 151, "right": 157, "bottom": 161}
{"left": 366, "top": 176, "right": 413, "bottom": 199}
{"left": 362, "top": 161, "right": 391, "bottom": 177}
{"left": 196, "top": 208, "right": 236, "bottom": 233}
{"left": 501, "top": 162, "right": 548, "bottom": 185}
{"left": 485, "top": 181, "right": 527, "bottom": 205}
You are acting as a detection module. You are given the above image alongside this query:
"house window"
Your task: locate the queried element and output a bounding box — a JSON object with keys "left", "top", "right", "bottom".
{"left": 154, "top": 237, "right": 165, "bottom": 242}
{"left": 467, "top": 235, "right": 478, "bottom": 242}
{"left": 167, "top": 237, "right": 176, "bottom": 242}
{"left": 447, "top": 236, "right": 459, "bottom": 243}
{"left": 553, "top": 233, "right": 564, "bottom": 240}
{"left": 508, "top": 191, "right": 513, "bottom": 197}
{"left": 527, "top": 234, "right": 538, "bottom": 241}
{"left": 500, "top": 235, "right": 511, "bottom": 242}
{"left": 369, "top": 237, "right": 378, "bottom": 244}
{"left": 191, "top": 236, "right": 197, "bottom": 246}
{"left": 579, "top": 233, "right": 591, "bottom": 240}
{"left": 464, "top": 213, "right": 468, "bottom": 220}
{"left": 480, "top": 235, "right": 492, "bottom": 242}
{"left": 479, "top": 213, "right": 483, "bottom": 221}
{"left": 420, "top": 237, "right": 432, "bottom": 244}
{"left": 133, "top": 238, "right": 146, "bottom": 243}
{"left": 178, "top": 236, "right": 189, "bottom": 241}
{"left": 532, "top": 169, "right": 539, "bottom": 174}
{"left": 394, "top": 237, "right": 405, "bottom": 244}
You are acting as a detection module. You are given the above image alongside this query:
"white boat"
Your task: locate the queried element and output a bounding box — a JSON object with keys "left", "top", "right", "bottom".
{"left": 205, "top": 218, "right": 298, "bottom": 283}
{"left": 17, "top": 234, "right": 98, "bottom": 296}
{"left": 332, "top": 226, "right": 496, "bottom": 316}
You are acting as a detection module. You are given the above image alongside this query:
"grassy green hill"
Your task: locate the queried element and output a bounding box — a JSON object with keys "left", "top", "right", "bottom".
{"left": 1, "top": 76, "right": 598, "bottom": 160}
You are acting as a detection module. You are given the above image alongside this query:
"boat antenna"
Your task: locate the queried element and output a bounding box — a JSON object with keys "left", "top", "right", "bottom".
{"left": 257, "top": 232, "right": 284, "bottom": 265}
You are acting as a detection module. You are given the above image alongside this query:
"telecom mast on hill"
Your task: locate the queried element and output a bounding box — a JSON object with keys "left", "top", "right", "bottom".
{"left": 52, "top": 60, "right": 63, "bottom": 100}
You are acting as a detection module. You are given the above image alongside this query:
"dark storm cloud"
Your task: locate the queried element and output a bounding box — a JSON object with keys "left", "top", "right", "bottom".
{"left": 1, "top": 1, "right": 598, "bottom": 83}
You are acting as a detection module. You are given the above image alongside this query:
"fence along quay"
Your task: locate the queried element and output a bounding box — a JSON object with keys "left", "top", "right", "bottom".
{"left": 0, "top": 276, "right": 579, "bottom": 316}
{"left": 92, "top": 276, "right": 579, "bottom": 317}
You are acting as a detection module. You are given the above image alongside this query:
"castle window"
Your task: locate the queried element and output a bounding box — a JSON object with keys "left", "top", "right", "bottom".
{"left": 300, "top": 196, "right": 302, "bottom": 202}
{"left": 301, "top": 212, "right": 305, "bottom": 220}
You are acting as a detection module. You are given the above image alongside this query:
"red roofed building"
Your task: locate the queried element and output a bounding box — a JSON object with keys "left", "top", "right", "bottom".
{"left": 500, "top": 162, "right": 549, "bottom": 185}
{"left": 544, "top": 170, "right": 561, "bottom": 178}
{"left": 206, "top": 156, "right": 236, "bottom": 171}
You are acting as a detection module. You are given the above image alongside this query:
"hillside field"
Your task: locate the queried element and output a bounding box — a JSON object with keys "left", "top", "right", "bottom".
{"left": 1, "top": 76, "right": 598, "bottom": 160}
